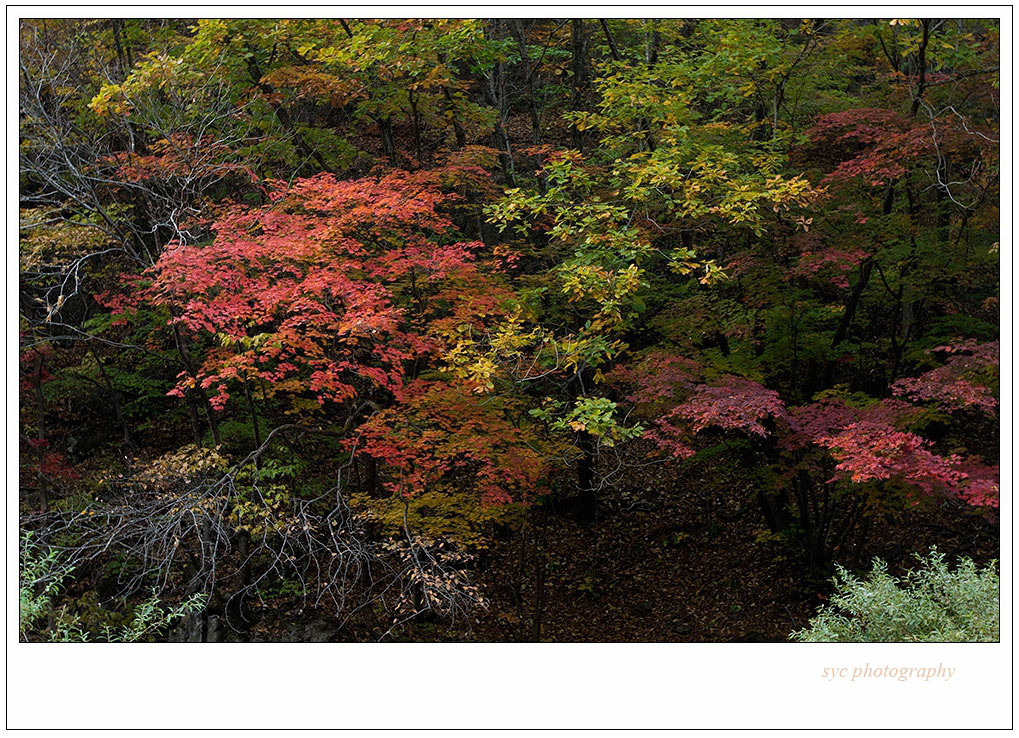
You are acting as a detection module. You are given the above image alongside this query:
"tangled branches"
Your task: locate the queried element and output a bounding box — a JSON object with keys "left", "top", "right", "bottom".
{"left": 23, "top": 425, "right": 489, "bottom": 640}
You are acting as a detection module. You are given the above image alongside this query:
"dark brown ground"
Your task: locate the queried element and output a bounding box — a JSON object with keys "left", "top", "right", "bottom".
{"left": 430, "top": 460, "right": 999, "bottom": 643}
{"left": 177, "top": 453, "right": 998, "bottom": 643}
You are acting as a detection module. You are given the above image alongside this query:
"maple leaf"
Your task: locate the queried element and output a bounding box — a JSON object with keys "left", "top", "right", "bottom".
{"left": 892, "top": 341, "right": 998, "bottom": 413}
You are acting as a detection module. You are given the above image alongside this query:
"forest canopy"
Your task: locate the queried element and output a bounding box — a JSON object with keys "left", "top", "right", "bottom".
{"left": 18, "top": 17, "right": 999, "bottom": 644}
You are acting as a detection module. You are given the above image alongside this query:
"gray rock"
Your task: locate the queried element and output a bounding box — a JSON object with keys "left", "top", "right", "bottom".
{"left": 205, "top": 614, "right": 222, "bottom": 643}
{"left": 169, "top": 612, "right": 205, "bottom": 643}
{"left": 285, "top": 617, "right": 342, "bottom": 643}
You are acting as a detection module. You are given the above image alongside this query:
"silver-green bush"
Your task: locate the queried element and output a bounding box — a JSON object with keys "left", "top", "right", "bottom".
{"left": 791, "top": 548, "right": 998, "bottom": 642}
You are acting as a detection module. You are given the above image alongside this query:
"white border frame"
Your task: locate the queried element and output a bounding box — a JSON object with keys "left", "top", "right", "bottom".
{"left": 6, "top": 6, "right": 1012, "bottom": 730}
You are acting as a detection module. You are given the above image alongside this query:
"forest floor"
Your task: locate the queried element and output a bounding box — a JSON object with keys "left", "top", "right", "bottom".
{"left": 206, "top": 450, "right": 997, "bottom": 643}
{"left": 444, "top": 459, "right": 999, "bottom": 643}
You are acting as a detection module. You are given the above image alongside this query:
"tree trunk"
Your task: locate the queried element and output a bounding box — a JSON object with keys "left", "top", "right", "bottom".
{"left": 441, "top": 86, "right": 467, "bottom": 148}
{"left": 481, "top": 20, "right": 515, "bottom": 185}
{"left": 33, "top": 352, "right": 48, "bottom": 512}
{"left": 513, "top": 20, "right": 542, "bottom": 145}
{"left": 377, "top": 116, "right": 398, "bottom": 165}
{"left": 171, "top": 324, "right": 220, "bottom": 445}
{"left": 570, "top": 19, "right": 588, "bottom": 150}
{"left": 88, "top": 343, "right": 132, "bottom": 448}
{"left": 576, "top": 430, "right": 597, "bottom": 524}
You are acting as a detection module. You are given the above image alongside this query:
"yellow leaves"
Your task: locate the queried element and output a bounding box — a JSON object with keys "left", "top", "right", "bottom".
{"left": 616, "top": 263, "right": 642, "bottom": 297}
{"left": 350, "top": 488, "right": 526, "bottom": 549}
{"left": 443, "top": 306, "right": 628, "bottom": 391}
{"left": 89, "top": 83, "right": 129, "bottom": 117}
{"left": 465, "top": 356, "right": 498, "bottom": 394}
{"left": 90, "top": 53, "right": 184, "bottom": 118}
{"left": 698, "top": 260, "right": 729, "bottom": 286}
{"left": 557, "top": 262, "right": 644, "bottom": 328}
{"left": 133, "top": 444, "right": 230, "bottom": 491}
{"left": 229, "top": 494, "right": 294, "bottom": 537}
{"left": 19, "top": 207, "right": 115, "bottom": 273}
{"left": 444, "top": 333, "right": 499, "bottom": 393}
{"left": 560, "top": 264, "right": 611, "bottom": 302}
{"left": 286, "top": 397, "right": 325, "bottom": 415}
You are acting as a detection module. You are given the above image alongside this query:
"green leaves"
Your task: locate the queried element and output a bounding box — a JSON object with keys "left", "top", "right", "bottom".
{"left": 792, "top": 549, "right": 999, "bottom": 642}
{"left": 530, "top": 395, "right": 644, "bottom": 448}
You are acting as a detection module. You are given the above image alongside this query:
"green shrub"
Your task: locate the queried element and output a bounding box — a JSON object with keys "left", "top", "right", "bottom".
{"left": 791, "top": 548, "right": 998, "bottom": 642}
{"left": 19, "top": 531, "right": 206, "bottom": 642}
{"left": 19, "top": 532, "right": 74, "bottom": 638}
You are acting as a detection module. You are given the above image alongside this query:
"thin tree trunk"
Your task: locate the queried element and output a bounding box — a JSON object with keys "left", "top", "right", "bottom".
{"left": 171, "top": 324, "right": 220, "bottom": 445}
{"left": 377, "top": 116, "right": 398, "bottom": 165}
{"left": 576, "top": 430, "right": 597, "bottom": 524}
{"left": 513, "top": 20, "right": 542, "bottom": 146}
{"left": 644, "top": 19, "right": 660, "bottom": 66}
{"left": 599, "top": 19, "right": 622, "bottom": 62}
{"left": 409, "top": 89, "right": 423, "bottom": 163}
{"left": 822, "top": 181, "right": 895, "bottom": 385}
{"left": 87, "top": 342, "right": 132, "bottom": 448}
{"left": 33, "top": 352, "right": 49, "bottom": 512}
{"left": 242, "top": 376, "right": 262, "bottom": 454}
{"left": 441, "top": 86, "right": 467, "bottom": 148}
{"left": 570, "top": 19, "right": 588, "bottom": 150}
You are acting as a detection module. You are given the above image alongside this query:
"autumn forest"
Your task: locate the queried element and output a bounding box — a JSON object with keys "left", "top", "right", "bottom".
{"left": 18, "top": 18, "right": 1000, "bottom": 644}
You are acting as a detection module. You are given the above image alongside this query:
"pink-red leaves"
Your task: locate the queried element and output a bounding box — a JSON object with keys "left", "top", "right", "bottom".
{"left": 108, "top": 169, "right": 485, "bottom": 408}
{"left": 956, "top": 458, "right": 1000, "bottom": 508}
{"left": 612, "top": 350, "right": 998, "bottom": 509}
{"left": 678, "top": 376, "right": 787, "bottom": 437}
{"left": 817, "top": 421, "right": 964, "bottom": 494}
{"left": 892, "top": 341, "right": 998, "bottom": 413}
{"left": 808, "top": 108, "right": 933, "bottom": 187}
{"left": 816, "top": 422, "right": 998, "bottom": 508}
